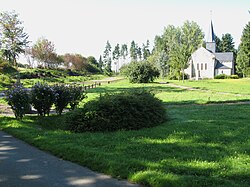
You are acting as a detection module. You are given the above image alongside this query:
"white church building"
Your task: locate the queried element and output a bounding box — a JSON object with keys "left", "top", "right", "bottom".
{"left": 185, "top": 21, "right": 234, "bottom": 80}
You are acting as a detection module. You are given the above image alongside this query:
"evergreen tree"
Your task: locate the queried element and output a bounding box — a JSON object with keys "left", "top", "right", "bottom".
{"left": 157, "top": 51, "right": 169, "bottom": 80}
{"left": 142, "top": 40, "right": 151, "bottom": 60}
{"left": 236, "top": 21, "right": 250, "bottom": 77}
{"left": 220, "top": 33, "right": 235, "bottom": 52}
{"left": 130, "top": 40, "right": 137, "bottom": 61}
{"left": 98, "top": 55, "right": 103, "bottom": 71}
{"left": 112, "top": 44, "right": 120, "bottom": 72}
{"left": 0, "top": 11, "right": 29, "bottom": 66}
{"left": 120, "top": 44, "right": 128, "bottom": 60}
{"left": 103, "top": 41, "right": 112, "bottom": 74}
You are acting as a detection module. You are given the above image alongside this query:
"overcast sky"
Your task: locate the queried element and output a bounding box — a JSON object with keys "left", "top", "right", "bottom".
{"left": 0, "top": 0, "right": 249, "bottom": 60}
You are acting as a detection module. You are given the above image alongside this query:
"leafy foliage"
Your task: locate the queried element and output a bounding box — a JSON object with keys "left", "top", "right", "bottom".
{"left": 126, "top": 61, "right": 160, "bottom": 83}
{"left": 68, "top": 85, "right": 85, "bottom": 110}
{"left": 52, "top": 84, "right": 71, "bottom": 115}
{"left": 0, "top": 11, "right": 29, "bottom": 66}
{"left": 5, "top": 83, "right": 30, "bottom": 119}
{"left": 65, "top": 90, "right": 166, "bottom": 132}
{"left": 236, "top": 21, "right": 250, "bottom": 77}
{"left": 30, "top": 82, "right": 54, "bottom": 116}
{"left": 154, "top": 21, "right": 204, "bottom": 80}
{"left": 31, "top": 37, "right": 60, "bottom": 68}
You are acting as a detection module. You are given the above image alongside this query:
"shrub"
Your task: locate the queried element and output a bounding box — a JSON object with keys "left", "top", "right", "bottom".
{"left": 30, "top": 82, "right": 54, "bottom": 116}
{"left": 0, "top": 74, "right": 13, "bottom": 86}
{"left": 214, "top": 74, "right": 228, "bottom": 79}
{"left": 5, "top": 83, "right": 30, "bottom": 119}
{"left": 65, "top": 90, "right": 166, "bottom": 132}
{"left": 52, "top": 84, "right": 71, "bottom": 115}
{"left": 68, "top": 85, "right": 85, "bottom": 110}
{"left": 126, "top": 61, "right": 160, "bottom": 83}
{"left": 229, "top": 75, "right": 239, "bottom": 79}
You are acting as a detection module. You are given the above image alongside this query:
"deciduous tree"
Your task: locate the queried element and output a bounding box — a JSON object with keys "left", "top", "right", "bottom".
{"left": 0, "top": 11, "right": 29, "bottom": 66}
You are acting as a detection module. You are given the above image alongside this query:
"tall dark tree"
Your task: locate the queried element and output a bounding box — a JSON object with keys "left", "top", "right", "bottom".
{"left": 0, "top": 11, "right": 29, "bottom": 66}
{"left": 112, "top": 44, "right": 120, "bottom": 72}
{"left": 220, "top": 33, "right": 235, "bottom": 52}
{"left": 120, "top": 44, "right": 128, "bottom": 60}
{"left": 98, "top": 55, "right": 103, "bottom": 71}
{"left": 236, "top": 21, "right": 250, "bottom": 77}
{"left": 103, "top": 41, "right": 112, "bottom": 74}
{"left": 214, "top": 35, "right": 222, "bottom": 52}
{"left": 130, "top": 40, "right": 137, "bottom": 61}
{"left": 142, "top": 40, "right": 151, "bottom": 60}
{"left": 137, "top": 46, "right": 142, "bottom": 61}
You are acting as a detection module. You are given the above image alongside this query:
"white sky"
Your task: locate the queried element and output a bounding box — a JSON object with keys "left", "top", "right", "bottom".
{"left": 0, "top": 0, "right": 249, "bottom": 60}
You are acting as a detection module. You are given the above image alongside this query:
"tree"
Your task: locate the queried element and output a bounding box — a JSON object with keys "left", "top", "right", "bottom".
{"left": 157, "top": 51, "right": 169, "bottom": 80}
{"left": 103, "top": 41, "right": 112, "bottom": 74}
{"left": 87, "top": 56, "right": 98, "bottom": 66}
{"left": 31, "top": 37, "right": 59, "bottom": 68}
{"left": 130, "top": 40, "right": 137, "bottom": 61}
{"left": 98, "top": 55, "right": 103, "bottom": 71}
{"left": 220, "top": 33, "right": 235, "bottom": 52}
{"left": 154, "top": 21, "right": 204, "bottom": 81}
{"left": 0, "top": 11, "right": 29, "bottom": 66}
{"left": 236, "top": 21, "right": 250, "bottom": 77}
{"left": 120, "top": 44, "right": 128, "bottom": 66}
{"left": 142, "top": 40, "right": 151, "bottom": 60}
{"left": 112, "top": 44, "right": 120, "bottom": 73}
{"left": 137, "top": 46, "right": 142, "bottom": 61}
{"left": 63, "top": 53, "right": 88, "bottom": 71}
{"left": 126, "top": 61, "right": 160, "bottom": 83}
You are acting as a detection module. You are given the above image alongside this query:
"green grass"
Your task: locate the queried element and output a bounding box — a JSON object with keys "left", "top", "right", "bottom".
{"left": 84, "top": 80, "right": 250, "bottom": 105}
{"left": 1, "top": 104, "right": 250, "bottom": 186}
{"left": 168, "top": 79, "right": 250, "bottom": 95}
{"left": 1, "top": 79, "right": 250, "bottom": 186}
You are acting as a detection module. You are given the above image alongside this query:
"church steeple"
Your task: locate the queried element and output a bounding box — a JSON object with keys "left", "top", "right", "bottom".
{"left": 207, "top": 21, "right": 215, "bottom": 42}
{"left": 206, "top": 20, "right": 216, "bottom": 53}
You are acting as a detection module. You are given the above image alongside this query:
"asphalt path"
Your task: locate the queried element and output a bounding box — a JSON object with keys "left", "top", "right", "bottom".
{"left": 0, "top": 131, "right": 139, "bottom": 187}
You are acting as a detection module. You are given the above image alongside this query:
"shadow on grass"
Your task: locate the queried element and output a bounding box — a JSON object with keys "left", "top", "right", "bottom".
{"left": 0, "top": 103, "right": 249, "bottom": 186}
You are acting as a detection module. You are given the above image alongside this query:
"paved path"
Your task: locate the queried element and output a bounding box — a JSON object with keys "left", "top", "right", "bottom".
{"left": 0, "top": 131, "right": 139, "bottom": 187}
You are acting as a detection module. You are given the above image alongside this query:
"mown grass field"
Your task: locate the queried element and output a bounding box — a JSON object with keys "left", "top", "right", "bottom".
{"left": 1, "top": 79, "right": 250, "bottom": 187}
{"left": 168, "top": 78, "right": 250, "bottom": 95}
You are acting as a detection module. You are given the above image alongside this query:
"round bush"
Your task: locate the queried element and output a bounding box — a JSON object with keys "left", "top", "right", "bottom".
{"left": 126, "top": 61, "right": 160, "bottom": 83}
{"left": 65, "top": 90, "right": 166, "bottom": 132}
{"left": 5, "top": 83, "right": 30, "bottom": 119}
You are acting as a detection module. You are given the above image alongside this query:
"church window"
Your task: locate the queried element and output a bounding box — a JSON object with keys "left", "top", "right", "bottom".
{"left": 197, "top": 63, "right": 199, "bottom": 70}
{"left": 205, "top": 63, "right": 207, "bottom": 70}
{"left": 201, "top": 63, "right": 203, "bottom": 70}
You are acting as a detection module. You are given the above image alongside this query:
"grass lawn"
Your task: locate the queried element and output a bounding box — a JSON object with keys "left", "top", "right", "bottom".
{"left": 0, "top": 103, "right": 250, "bottom": 186}
{"left": 1, "top": 79, "right": 250, "bottom": 186}
{"left": 84, "top": 80, "right": 250, "bottom": 105}
{"left": 168, "top": 79, "right": 250, "bottom": 95}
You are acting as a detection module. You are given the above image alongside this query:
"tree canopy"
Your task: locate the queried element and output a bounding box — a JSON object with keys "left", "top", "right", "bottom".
{"left": 236, "top": 21, "right": 250, "bottom": 77}
{"left": 0, "top": 11, "right": 29, "bottom": 66}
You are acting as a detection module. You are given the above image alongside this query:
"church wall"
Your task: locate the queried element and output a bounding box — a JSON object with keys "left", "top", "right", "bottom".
{"left": 187, "top": 48, "right": 215, "bottom": 79}
{"left": 215, "top": 69, "right": 231, "bottom": 76}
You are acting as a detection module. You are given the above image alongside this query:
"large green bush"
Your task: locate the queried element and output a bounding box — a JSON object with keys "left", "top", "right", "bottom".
{"left": 126, "top": 61, "right": 160, "bottom": 83}
{"left": 5, "top": 83, "right": 30, "bottom": 119}
{"left": 65, "top": 90, "right": 166, "bottom": 132}
{"left": 30, "top": 83, "right": 55, "bottom": 116}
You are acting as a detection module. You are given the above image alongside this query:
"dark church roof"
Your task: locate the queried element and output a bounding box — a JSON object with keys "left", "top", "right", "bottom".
{"left": 215, "top": 61, "right": 231, "bottom": 69}
{"left": 215, "top": 52, "right": 234, "bottom": 62}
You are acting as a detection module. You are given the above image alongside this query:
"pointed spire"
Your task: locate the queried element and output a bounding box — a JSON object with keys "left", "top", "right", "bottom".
{"left": 207, "top": 20, "right": 215, "bottom": 42}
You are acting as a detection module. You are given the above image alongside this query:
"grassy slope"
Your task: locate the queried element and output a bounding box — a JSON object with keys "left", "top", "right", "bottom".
{"left": 168, "top": 79, "right": 250, "bottom": 95}
{"left": 0, "top": 104, "right": 249, "bottom": 187}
